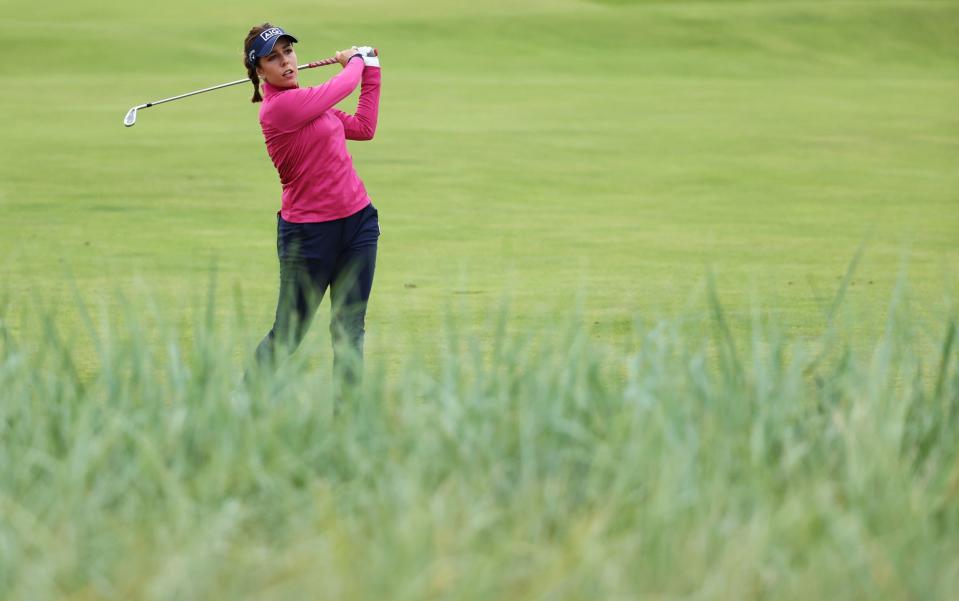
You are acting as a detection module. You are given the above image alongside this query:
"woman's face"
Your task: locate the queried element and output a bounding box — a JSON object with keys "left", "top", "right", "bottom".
{"left": 256, "top": 38, "right": 298, "bottom": 88}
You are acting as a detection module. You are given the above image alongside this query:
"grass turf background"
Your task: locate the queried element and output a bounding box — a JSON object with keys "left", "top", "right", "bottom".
{"left": 2, "top": 0, "right": 957, "bottom": 366}
{"left": 2, "top": 2, "right": 959, "bottom": 599}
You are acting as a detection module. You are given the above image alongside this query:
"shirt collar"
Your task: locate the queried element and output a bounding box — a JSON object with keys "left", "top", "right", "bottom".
{"left": 262, "top": 81, "right": 299, "bottom": 99}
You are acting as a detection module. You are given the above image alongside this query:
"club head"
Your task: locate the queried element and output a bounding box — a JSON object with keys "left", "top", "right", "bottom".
{"left": 123, "top": 106, "right": 138, "bottom": 127}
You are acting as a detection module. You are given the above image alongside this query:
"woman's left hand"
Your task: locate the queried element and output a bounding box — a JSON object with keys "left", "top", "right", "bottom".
{"left": 354, "top": 46, "right": 380, "bottom": 67}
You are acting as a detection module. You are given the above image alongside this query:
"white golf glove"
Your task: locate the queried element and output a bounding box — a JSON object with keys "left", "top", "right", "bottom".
{"left": 354, "top": 45, "right": 380, "bottom": 68}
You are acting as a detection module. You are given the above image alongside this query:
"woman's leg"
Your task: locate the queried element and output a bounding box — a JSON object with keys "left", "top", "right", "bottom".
{"left": 329, "top": 205, "right": 380, "bottom": 386}
{"left": 255, "top": 216, "right": 344, "bottom": 368}
{"left": 255, "top": 257, "right": 330, "bottom": 367}
{"left": 329, "top": 245, "right": 377, "bottom": 384}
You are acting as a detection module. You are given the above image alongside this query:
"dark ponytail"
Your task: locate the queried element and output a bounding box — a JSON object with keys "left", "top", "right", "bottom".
{"left": 243, "top": 23, "right": 274, "bottom": 103}
{"left": 246, "top": 62, "right": 262, "bottom": 103}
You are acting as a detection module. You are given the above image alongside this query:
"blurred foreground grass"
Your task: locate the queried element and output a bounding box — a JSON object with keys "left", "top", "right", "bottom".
{"left": 1, "top": 277, "right": 957, "bottom": 600}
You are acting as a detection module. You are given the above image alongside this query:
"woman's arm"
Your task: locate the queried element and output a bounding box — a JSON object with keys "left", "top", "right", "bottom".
{"left": 332, "top": 66, "right": 381, "bottom": 141}
{"left": 264, "top": 57, "right": 365, "bottom": 132}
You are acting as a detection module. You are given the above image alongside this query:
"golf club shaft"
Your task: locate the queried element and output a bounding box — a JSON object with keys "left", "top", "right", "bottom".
{"left": 136, "top": 58, "right": 338, "bottom": 110}
{"left": 124, "top": 49, "right": 376, "bottom": 127}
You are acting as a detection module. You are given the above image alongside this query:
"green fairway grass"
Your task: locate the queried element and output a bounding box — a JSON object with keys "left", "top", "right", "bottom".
{"left": 3, "top": 0, "right": 957, "bottom": 365}
{"left": 1, "top": 0, "right": 958, "bottom": 597}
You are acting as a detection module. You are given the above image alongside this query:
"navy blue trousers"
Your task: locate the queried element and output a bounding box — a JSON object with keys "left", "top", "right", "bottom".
{"left": 255, "top": 203, "right": 379, "bottom": 384}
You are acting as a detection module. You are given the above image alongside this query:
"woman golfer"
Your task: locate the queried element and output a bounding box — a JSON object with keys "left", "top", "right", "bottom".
{"left": 243, "top": 23, "right": 381, "bottom": 391}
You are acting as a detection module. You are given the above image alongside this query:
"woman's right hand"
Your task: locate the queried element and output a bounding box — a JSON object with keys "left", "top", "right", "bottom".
{"left": 335, "top": 47, "right": 360, "bottom": 67}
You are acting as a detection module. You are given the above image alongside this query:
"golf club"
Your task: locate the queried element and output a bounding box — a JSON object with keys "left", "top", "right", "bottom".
{"left": 123, "top": 50, "right": 377, "bottom": 127}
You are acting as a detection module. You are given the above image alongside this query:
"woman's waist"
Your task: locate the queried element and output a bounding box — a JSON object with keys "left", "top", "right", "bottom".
{"left": 279, "top": 191, "right": 370, "bottom": 224}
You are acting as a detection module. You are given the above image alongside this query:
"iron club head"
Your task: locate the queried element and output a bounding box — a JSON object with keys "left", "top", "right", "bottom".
{"left": 123, "top": 105, "right": 139, "bottom": 127}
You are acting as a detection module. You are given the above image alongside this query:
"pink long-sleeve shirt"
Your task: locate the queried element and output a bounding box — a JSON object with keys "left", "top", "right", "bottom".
{"left": 259, "top": 58, "right": 381, "bottom": 223}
